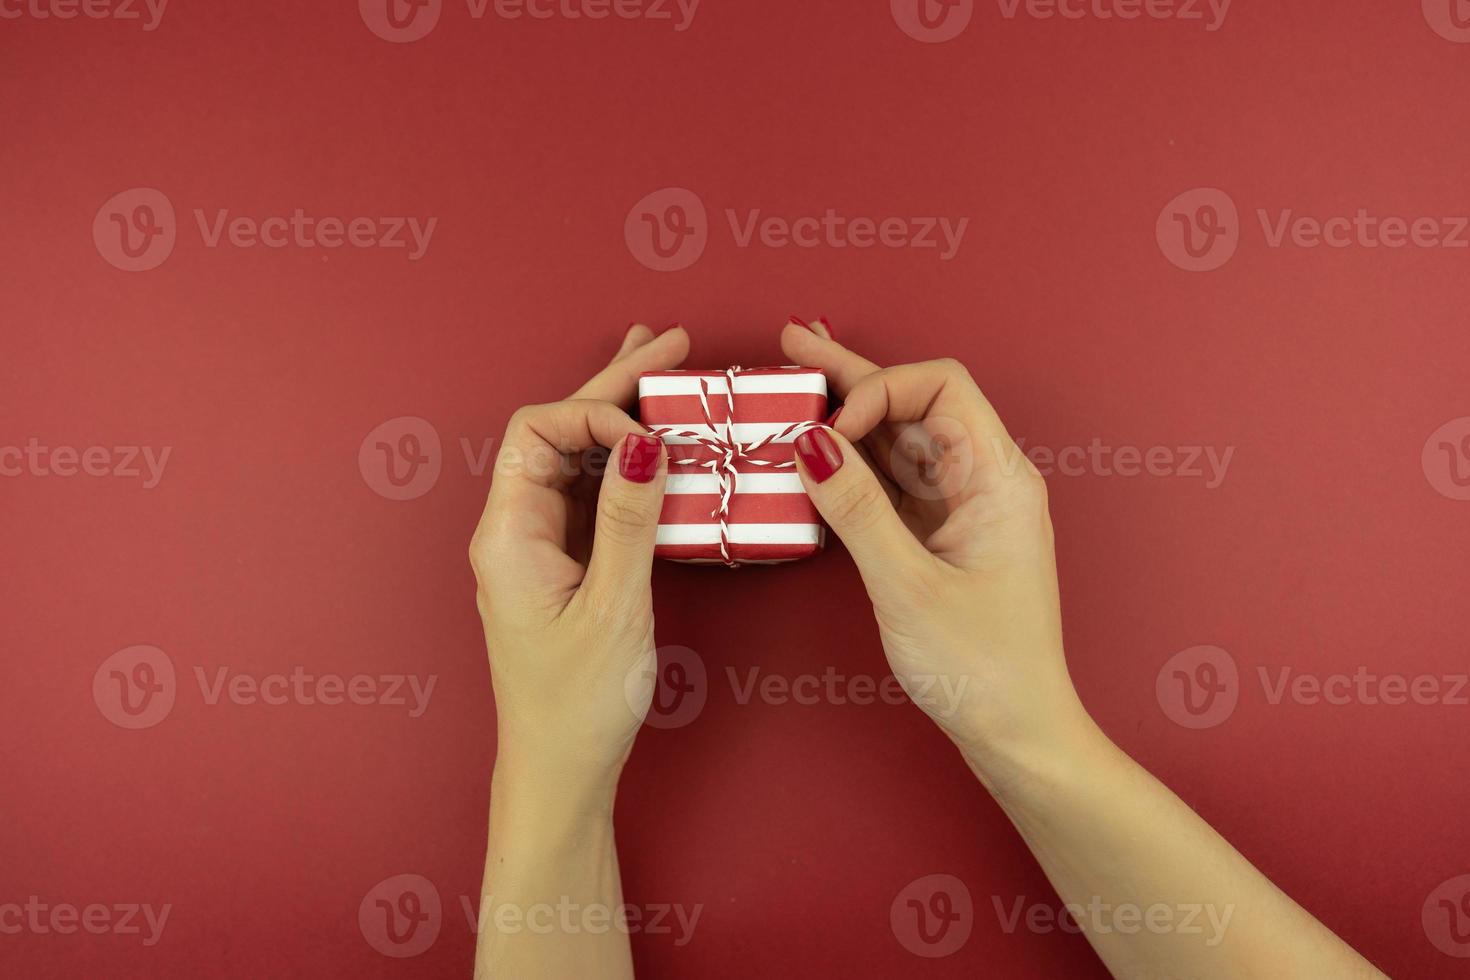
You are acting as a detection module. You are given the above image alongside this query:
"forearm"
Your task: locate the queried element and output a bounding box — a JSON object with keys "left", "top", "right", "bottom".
{"left": 964, "top": 712, "right": 1385, "bottom": 980}
{"left": 473, "top": 754, "right": 632, "bottom": 980}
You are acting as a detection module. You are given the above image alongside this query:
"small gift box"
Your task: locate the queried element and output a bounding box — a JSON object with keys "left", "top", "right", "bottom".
{"left": 638, "top": 366, "right": 829, "bottom": 566}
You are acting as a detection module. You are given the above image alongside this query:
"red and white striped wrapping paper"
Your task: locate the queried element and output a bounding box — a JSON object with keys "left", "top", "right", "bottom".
{"left": 638, "top": 366, "right": 829, "bottom": 566}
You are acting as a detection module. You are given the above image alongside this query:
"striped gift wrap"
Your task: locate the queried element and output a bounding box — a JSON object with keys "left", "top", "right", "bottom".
{"left": 638, "top": 366, "right": 829, "bottom": 566}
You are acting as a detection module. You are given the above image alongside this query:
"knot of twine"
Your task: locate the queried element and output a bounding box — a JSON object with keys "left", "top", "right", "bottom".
{"left": 647, "top": 367, "right": 821, "bottom": 567}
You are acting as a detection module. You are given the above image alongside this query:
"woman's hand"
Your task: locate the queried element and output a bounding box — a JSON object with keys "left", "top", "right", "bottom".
{"left": 782, "top": 319, "right": 1088, "bottom": 784}
{"left": 782, "top": 319, "right": 1385, "bottom": 980}
{"left": 470, "top": 322, "right": 688, "bottom": 800}
{"left": 469, "top": 323, "right": 688, "bottom": 980}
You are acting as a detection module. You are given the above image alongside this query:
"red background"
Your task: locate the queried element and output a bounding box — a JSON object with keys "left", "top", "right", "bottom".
{"left": 3, "top": 0, "right": 1469, "bottom": 976}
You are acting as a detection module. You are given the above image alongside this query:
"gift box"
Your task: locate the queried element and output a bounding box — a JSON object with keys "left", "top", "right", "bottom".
{"left": 638, "top": 366, "right": 829, "bottom": 566}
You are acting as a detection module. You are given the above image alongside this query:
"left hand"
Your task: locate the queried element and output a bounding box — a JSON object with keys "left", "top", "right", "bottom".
{"left": 780, "top": 319, "right": 1082, "bottom": 784}
{"left": 469, "top": 324, "right": 690, "bottom": 805}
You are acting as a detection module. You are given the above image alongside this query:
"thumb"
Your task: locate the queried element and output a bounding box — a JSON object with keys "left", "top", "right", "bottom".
{"left": 583, "top": 432, "right": 667, "bottom": 600}
{"left": 793, "top": 426, "right": 929, "bottom": 578}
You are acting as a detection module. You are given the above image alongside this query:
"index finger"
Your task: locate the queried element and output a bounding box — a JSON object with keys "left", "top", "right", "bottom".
{"left": 474, "top": 399, "right": 647, "bottom": 587}
{"left": 479, "top": 323, "right": 686, "bottom": 541}
{"left": 571, "top": 324, "right": 690, "bottom": 405}
{"left": 842, "top": 360, "right": 1010, "bottom": 438}
{"left": 837, "top": 360, "right": 1027, "bottom": 506}
{"left": 780, "top": 323, "right": 1010, "bottom": 441}
{"left": 779, "top": 321, "right": 881, "bottom": 397}
{"left": 488, "top": 398, "right": 644, "bottom": 500}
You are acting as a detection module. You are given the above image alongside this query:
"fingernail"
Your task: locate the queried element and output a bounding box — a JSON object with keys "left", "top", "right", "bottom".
{"left": 620, "top": 433, "right": 662, "bottom": 484}
{"left": 789, "top": 314, "right": 809, "bottom": 328}
{"left": 825, "top": 407, "right": 844, "bottom": 428}
{"left": 795, "top": 428, "right": 843, "bottom": 483}
{"left": 815, "top": 317, "right": 836, "bottom": 340}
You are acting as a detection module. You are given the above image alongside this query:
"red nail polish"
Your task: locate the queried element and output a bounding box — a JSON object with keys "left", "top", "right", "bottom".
{"left": 789, "top": 314, "right": 809, "bottom": 328}
{"left": 795, "top": 428, "right": 843, "bottom": 483}
{"left": 816, "top": 317, "right": 837, "bottom": 339}
{"left": 825, "top": 407, "right": 844, "bottom": 428}
{"left": 620, "top": 433, "right": 662, "bottom": 484}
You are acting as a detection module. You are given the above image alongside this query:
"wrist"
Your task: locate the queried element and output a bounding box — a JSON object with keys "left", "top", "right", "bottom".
{"left": 492, "top": 741, "right": 621, "bottom": 818}
{"left": 952, "top": 698, "right": 1111, "bottom": 804}
{"left": 488, "top": 762, "right": 618, "bottom": 876}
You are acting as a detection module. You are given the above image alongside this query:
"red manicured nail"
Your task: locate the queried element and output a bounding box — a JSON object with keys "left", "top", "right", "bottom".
{"left": 795, "top": 428, "right": 843, "bottom": 483}
{"left": 825, "top": 407, "right": 844, "bottom": 428}
{"left": 815, "top": 317, "right": 837, "bottom": 339}
{"left": 789, "top": 314, "right": 809, "bottom": 328}
{"left": 620, "top": 433, "right": 662, "bottom": 483}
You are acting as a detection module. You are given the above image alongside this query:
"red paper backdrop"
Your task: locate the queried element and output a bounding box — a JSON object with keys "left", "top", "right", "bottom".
{"left": 3, "top": 1, "right": 1469, "bottom": 977}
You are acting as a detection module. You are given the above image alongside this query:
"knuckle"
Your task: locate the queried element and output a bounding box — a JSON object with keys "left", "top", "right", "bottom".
{"left": 467, "top": 525, "right": 505, "bottom": 580}
{"left": 504, "top": 400, "right": 565, "bottom": 437}
{"left": 1019, "top": 464, "right": 1049, "bottom": 502}
{"left": 1023, "top": 471, "right": 1056, "bottom": 542}
{"left": 597, "top": 493, "right": 657, "bottom": 539}
{"left": 997, "top": 465, "right": 1052, "bottom": 524}
{"left": 933, "top": 357, "right": 971, "bottom": 381}
{"left": 1003, "top": 463, "right": 1046, "bottom": 501}
{"left": 826, "top": 478, "right": 884, "bottom": 531}
{"left": 501, "top": 405, "right": 542, "bottom": 447}
{"left": 505, "top": 404, "right": 538, "bottom": 431}
{"left": 467, "top": 522, "right": 491, "bottom": 568}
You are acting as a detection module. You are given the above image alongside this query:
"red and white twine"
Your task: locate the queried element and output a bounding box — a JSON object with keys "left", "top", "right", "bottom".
{"left": 647, "top": 366, "right": 821, "bottom": 567}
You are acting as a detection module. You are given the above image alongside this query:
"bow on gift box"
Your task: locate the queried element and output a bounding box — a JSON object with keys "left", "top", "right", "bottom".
{"left": 646, "top": 366, "right": 823, "bottom": 567}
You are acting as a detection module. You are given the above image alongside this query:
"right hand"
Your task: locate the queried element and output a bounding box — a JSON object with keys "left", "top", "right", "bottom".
{"left": 470, "top": 324, "right": 689, "bottom": 805}
{"left": 782, "top": 319, "right": 1094, "bottom": 782}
